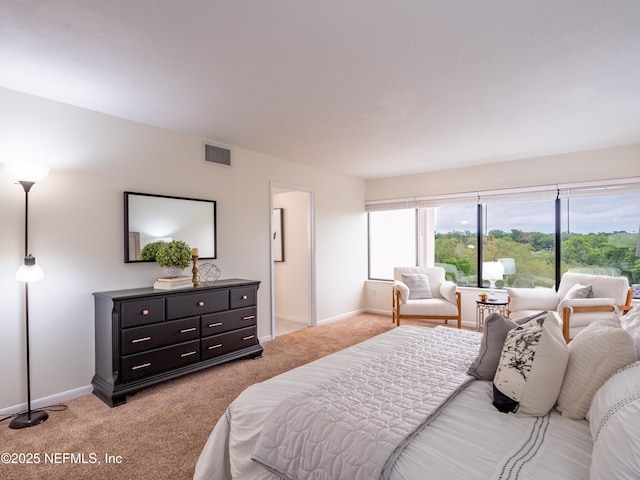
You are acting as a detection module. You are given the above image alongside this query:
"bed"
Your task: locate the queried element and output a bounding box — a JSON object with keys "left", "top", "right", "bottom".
{"left": 194, "top": 317, "right": 640, "bottom": 480}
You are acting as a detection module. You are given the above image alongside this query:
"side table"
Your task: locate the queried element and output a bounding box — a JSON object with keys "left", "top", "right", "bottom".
{"left": 475, "top": 300, "right": 508, "bottom": 330}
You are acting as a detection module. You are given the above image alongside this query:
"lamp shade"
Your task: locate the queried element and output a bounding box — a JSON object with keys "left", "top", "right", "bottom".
{"left": 4, "top": 162, "right": 49, "bottom": 183}
{"left": 483, "top": 261, "right": 504, "bottom": 281}
{"left": 15, "top": 255, "right": 44, "bottom": 283}
{"left": 498, "top": 258, "right": 516, "bottom": 275}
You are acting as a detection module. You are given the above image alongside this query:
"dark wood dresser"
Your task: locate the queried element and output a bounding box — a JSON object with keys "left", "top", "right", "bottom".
{"left": 92, "top": 278, "right": 262, "bottom": 407}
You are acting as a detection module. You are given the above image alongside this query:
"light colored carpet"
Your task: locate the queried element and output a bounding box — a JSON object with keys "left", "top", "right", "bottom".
{"left": 0, "top": 313, "right": 454, "bottom": 480}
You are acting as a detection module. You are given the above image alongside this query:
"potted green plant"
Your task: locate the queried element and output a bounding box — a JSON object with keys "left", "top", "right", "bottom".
{"left": 478, "top": 293, "right": 488, "bottom": 302}
{"left": 140, "top": 240, "right": 166, "bottom": 262}
{"left": 141, "top": 240, "right": 192, "bottom": 278}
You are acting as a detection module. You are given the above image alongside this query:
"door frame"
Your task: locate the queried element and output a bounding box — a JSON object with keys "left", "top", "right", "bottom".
{"left": 269, "top": 181, "right": 317, "bottom": 339}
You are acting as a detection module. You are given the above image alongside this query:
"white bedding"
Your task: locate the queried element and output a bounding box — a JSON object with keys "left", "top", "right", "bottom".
{"left": 194, "top": 326, "right": 592, "bottom": 480}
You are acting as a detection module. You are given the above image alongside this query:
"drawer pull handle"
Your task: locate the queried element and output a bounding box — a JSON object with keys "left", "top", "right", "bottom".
{"left": 198, "top": 301, "right": 205, "bottom": 307}
{"left": 208, "top": 322, "right": 223, "bottom": 328}
{"left": 243, "top": 335, "right": 256, "bottom": 341}
{"left": 181, "top": 351, "right": 197, "bottom": 358}
{"left": 208, "top": 344, "right": 223, "bottom": 350}
{"left": 243, "top": 315, "right": 256, "bottom": 320}
{"left": 131, "top": 336, "right": 152, "bottom": 344}
{"left": 142, "top": 309, "right": 149, "bottom": 315}
{"left": 242, "top": 295, "right": 248, "bottom": 300}
{"left": 132, "top": 362, "right": 151, "bottom": 370}
{"left": 180, "top": 327, "right": 197, "bottom": 333}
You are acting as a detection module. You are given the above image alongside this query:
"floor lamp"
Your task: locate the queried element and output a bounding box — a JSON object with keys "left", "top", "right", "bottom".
{"left": 5, "top": 162, "right": 49, "bottom": 429}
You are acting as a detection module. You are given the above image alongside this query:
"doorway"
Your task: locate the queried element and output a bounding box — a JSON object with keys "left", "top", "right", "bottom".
{"left": 270, "top": 183, "right": 315, "bottom": 338}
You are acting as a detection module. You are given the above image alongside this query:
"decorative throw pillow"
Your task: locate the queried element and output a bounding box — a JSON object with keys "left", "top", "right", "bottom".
{"left": 563, "top": 283, "right": 593, "bottom": 300}
{"left": 493, "top": 313, "right": 569, "bottom": 417}
{"left": 467, "top": 311, "right": 547, "bottom": 381}
{"left": 401, "top": 273, "right": 432, "bottom": 299}
{"left": 588, "top": 361, "right": 640, "bottom": 480}
{"left": 556, "top": 317, "right": 636, "bottom": 420}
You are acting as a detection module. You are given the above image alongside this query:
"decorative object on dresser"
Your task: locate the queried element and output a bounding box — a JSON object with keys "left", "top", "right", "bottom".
{"left": 192, "top": 247, "right": 199, "bottom": 287}
{"left": 197, "top": 263, "right": 222, "bottom": 286}
{"left": 153, "top": 276, "right": 193, "bottom": 290}
{"left": 92, "top": 279, "right": 262, "bottom": 407}
{"left": 141, "top": 239, "right": 194, "bottom": 288}
{"left": 4, "top": 161, "right": 50, "bottom": 429}
{"left": 144, "top": 239, "right": 193, "bottom": 280}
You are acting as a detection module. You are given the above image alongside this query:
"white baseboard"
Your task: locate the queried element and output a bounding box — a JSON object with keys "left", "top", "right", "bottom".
{"left": 316, "top": 308, "right": 365, "bottom": 326}
{"left": 0, "top": 385, "right": 93, "bottom": 417}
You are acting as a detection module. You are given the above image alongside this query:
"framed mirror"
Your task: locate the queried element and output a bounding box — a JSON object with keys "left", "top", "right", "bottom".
{"left": 124, "top": 191, "right": 217, "bottom": 263}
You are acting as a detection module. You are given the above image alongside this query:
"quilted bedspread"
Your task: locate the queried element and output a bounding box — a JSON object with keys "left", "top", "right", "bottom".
{"left": 251, "top": 327, "right": 481, "bottom": 480}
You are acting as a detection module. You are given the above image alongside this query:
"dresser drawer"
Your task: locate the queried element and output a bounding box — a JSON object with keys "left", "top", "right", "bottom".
{"left": 201, "top": 326, "right": 258, "bottom": 360}
{"left": 121, "top": 298, "right": 165, "bottom": 328}
{"left": 201, "top": 307, "right": 257, "bottom": 336}
{"left": 122, "top": 317, "right": 200, "bottom": 355}
{"left": 230, "top": 286, "right": 257, "bottom": 309}
{"left": 166, "top": 289, "right": 229, "bottom": 320}
{"left": 122, "top": 340, "right": 200, "bottom": 382}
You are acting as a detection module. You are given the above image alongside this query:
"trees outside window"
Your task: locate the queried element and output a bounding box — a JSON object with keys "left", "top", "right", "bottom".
{"left": 560, "top": 195, "right": 640, "bottom": 290}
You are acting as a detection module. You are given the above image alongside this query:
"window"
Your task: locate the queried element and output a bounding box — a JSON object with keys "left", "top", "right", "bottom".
{"left": 483, "top": 200, "right": 556, "bottom": 288}
{"left": 434, "top": 204, "right": 477, "bottom": 285}
{"left": 367, "top": 179, "right": 640, "bottom": 295}
{"left": 368, "top": 209, "right": 417, "bottom": 280}
{"left": 560, "top": 194, "right": 640, "bottom": 296}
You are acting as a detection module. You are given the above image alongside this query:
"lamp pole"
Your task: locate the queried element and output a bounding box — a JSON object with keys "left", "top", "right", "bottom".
{"left": 9, "top": 179, "right": 48, "bottom": 429}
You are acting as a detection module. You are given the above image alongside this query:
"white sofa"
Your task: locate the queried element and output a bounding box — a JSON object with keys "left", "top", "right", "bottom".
{"left": 507, "top": 272, "right": 633, "bottom": 341}
{"left": 392, "top": 266, "right": 461, "bottom": 328}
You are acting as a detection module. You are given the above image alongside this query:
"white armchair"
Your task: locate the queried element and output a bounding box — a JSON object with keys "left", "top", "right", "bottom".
{"left": 507, "top": 272, "right": 633, "bottom": 342}
{"left": 392, "top": 266, "right": 461, "bottom": 328}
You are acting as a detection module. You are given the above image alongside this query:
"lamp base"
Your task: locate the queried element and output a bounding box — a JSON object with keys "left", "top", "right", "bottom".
{"left": 488, "top": 281, "right": 498, "bottom": 301}
{"left": 9, "top": 410, "right": 48, "bottom": 429}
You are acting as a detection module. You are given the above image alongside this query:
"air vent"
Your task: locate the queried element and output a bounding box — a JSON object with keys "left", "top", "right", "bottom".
{"left": 204, "top": 143, "right": 232, "bottom": 167}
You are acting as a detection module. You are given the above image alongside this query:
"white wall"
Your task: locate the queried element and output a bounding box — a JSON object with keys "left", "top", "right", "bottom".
{"left": 366, "top": 143, "right": 640, "bottom": 202}
{"left": 0, "top": 87, "right": 367, "bottom": 411}
{"left": 273, "top": 191, "right": 310, "bottom": 323}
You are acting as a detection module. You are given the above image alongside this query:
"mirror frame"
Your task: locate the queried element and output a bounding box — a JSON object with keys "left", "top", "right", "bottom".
{"left": 124, "top": 191, "right": 217, "bottom": 263}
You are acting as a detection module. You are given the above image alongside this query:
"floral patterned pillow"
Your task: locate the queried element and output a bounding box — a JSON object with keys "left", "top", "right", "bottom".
{"left": 493, "top": 313, "right": 569, "bottom": 417}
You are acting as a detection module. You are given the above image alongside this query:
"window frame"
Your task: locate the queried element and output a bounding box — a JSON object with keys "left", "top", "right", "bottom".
{"left": 366, "top": 178, "right": 640, "bottom": 292}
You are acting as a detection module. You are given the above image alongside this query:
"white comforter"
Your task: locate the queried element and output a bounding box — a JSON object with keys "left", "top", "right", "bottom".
{"left": 194, "top": 326, "right": 592, "bottom": 480}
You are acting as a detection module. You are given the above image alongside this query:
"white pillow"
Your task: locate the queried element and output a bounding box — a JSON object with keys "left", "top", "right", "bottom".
{"left": 588, "top": 361, "right": 640, "bottom": 480}
{"left": 401, "top": 273, "right": 433, "bottom": 299}
{"left": 493, "top": 313, "right": 569, "bottom": 417}
{"left": 556, "top": 317, "right": 636, "bottom": 420}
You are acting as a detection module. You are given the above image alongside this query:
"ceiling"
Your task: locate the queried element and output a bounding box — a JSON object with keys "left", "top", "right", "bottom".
{"left": 2, "top": 1, "right": 640, "bottom": 179}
